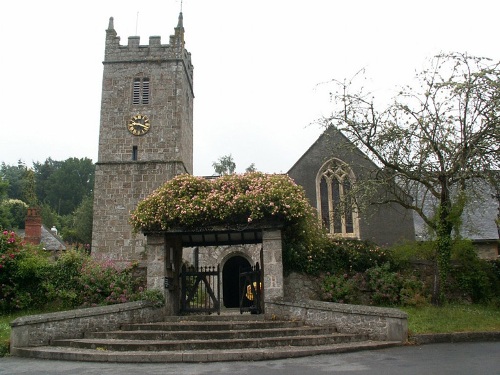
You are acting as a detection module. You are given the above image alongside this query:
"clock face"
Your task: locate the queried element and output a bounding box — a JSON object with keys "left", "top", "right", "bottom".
{"left": 127, "top": 114, "right": 151, "bottom": 136}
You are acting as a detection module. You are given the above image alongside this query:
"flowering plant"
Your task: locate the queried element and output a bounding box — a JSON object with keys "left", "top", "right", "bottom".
{"left": 130, "top": 172, "right": 314, "bottom": 232}
{"left": 0, "top": 230, "right": 22, "bottom": 280}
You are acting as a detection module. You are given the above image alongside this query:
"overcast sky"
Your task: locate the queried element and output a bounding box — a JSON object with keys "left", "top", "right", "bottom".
{"left": 1, "top": 0, "right": 499, "bottom": 176}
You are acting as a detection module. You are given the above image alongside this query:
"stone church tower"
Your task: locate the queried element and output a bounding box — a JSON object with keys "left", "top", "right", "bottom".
{"left": 91, "top": 13, "right": 194, "bottom": 265}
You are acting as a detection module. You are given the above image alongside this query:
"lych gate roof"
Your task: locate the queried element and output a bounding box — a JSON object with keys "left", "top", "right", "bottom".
{"left": 167, "top": 229, "right": 264, "bottom": 247}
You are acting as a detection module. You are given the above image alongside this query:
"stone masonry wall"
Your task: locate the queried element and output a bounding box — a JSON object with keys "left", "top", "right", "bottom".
{"left": 92, "top": 161, "right": 187, "bottom": 265}
{"left": 10, "top": 301, "right": 164, "bottom": 350}
{"left": 266, "top": 299, "right": 408, "bottom": 342}
{"left": 92, "top": 14, "right": 193, "bottom": 265}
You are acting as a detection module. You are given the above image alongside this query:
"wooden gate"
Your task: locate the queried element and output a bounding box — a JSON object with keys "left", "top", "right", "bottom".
{"left": 180, "top": 264, "right": 220, "bottom": 315}
{"left": 239, "top": 262, "right": 262, "bottom": 314}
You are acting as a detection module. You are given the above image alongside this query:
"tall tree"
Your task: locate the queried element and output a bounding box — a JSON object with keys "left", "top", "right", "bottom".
{"left": 326, "top": 53, "right": 500, "bottom": 304}
{"left": 44, "top": 158, "right": 95, "bottom": 215}
{"left": 0, "top": 161, "right": 27, "bottom": 200}
{"left": 33, "top": 158, "right": 61, "bottom": 204}
{"left": 212, "top": 154, "right": 236, "bottom": 176}
{"left": 245, "top": 163, "right": 257, "bottom": 173}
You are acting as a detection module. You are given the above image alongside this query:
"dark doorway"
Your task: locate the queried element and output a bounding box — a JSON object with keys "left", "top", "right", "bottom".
{"left": 223, "top": 256, "right": 251, "bottom": 308}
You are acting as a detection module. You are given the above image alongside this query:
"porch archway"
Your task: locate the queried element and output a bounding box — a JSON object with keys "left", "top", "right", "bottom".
{"left": 222, "top": 255, "right": 251, "bottom": 308}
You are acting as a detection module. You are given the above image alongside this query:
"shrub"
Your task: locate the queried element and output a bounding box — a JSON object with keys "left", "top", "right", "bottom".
{"left": 0, "top": 231, "right": 148, "bottom": 311}
{"left": 77, "top": 258, "right": 143, "bottom": 307}
{"left": 321, "top": 263, "right": 428, "bottom": 307}
{"left": 388, "top": 240, "right": 436, "bottom": 269}
{"left": 321, "top": 272, "right": 362, "bottom": 305}
{"left": 0, "top": 230, "right": 53, "bottom": 311}
{"left": 130, "top": 173, "right": 314, "bottom": 231}
{"left": 448, "top": 240, "right": 494, "bottom": 303}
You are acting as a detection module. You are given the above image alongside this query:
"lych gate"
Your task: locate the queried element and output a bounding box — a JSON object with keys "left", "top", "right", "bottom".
{"left": 144, "top": 226, "right": 284, "bottom": 316}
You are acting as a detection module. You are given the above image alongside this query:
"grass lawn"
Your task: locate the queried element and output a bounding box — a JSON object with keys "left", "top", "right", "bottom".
{"left": 0, "top": 310, "right": 26, "bottom": 356}
{"left": 1, "top": 303, "right": 499, "bottom": 356}
{"left": 400, "top": 304, "right": 500, "bottom": 335}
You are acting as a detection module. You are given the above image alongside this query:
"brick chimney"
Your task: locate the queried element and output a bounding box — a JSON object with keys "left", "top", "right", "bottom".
{"left": 25, "top": 207, "right": 42, "bottom": 245}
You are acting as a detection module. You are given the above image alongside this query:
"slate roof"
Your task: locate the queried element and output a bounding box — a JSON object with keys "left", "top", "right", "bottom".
{"left": 413, "top": 178, "right": 499, "bottom": 242}
{"left": 17, "top": 225, "right": 67, "bottom": 251}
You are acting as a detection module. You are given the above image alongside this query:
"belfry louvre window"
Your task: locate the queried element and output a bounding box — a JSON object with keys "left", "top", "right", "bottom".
{"left": 132, "top": 78, "right": 150, "bottom": 105}
{"left": 316, "top": 159, "right": 359, "bottom": 237}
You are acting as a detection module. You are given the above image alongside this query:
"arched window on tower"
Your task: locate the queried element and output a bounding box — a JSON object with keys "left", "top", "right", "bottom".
{"left": 316, "top": 159, "right": 359, "bottom": 238}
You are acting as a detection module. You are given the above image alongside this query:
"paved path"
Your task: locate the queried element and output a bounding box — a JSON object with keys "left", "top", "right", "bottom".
{"left": 1, "top": 342, "right": 499, "bottom": 375}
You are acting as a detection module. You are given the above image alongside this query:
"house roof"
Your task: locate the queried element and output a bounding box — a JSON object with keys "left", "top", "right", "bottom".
{"left": 413, "top": 178, "right": 499, "bottom": 241}
{"left": 17, "top": 225, "right": 67, "bottom": 251}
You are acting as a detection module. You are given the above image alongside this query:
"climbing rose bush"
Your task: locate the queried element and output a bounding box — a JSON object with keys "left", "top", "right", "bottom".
{"left": 130, "top": 173, "right": 315, "bottom": 232}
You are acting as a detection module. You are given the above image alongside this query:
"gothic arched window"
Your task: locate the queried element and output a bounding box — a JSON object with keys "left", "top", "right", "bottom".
{"left": 316, "top": 159, "right": 359, "bottom": 238}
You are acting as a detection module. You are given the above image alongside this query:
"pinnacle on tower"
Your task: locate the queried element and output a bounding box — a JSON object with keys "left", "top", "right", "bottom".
{"left": 177, "top": 12, "right": 184, "bottom": 28}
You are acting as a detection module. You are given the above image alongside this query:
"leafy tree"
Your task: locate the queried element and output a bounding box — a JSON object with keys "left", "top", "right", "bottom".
{"left": 43, "top": 158, "right": 95, "bottom": 215}
{"left": 62, "top": 194, "right": 94, "bottom": 245}
{"left": 0, "top": 161, "right": 27, "bottom": 200}
{"left": 212, "top": 154, "right": 236, "bottom": 175}
{"left": 22, "top": 169, "right": 38, "bottom": 207}
{"left": 325, "top": 53, "right": 500, "bottom": 304}
{"left": 33, "top": 158, "right": 61, "bottom": 204}
{"left": 245, "top": 163, "right": 257, "bottom": 173}
{"left": 0, "top": 177, "right": 8, "bottom": 200}
{"left": 40, "top": 203, "right": 61, "bottom": 232}
{"left": 0, "top": 200, "right": 28, "bottom": 229}
{"left": 0, "top": 179, "right": 10, "bottom": 229}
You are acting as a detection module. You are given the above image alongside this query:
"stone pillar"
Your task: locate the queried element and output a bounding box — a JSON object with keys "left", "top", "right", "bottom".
{"left": 261, "top": 230, "right": 284, "bottom": 308}
{"left": 145, "top": 233, "right": 182, "bottom": 316}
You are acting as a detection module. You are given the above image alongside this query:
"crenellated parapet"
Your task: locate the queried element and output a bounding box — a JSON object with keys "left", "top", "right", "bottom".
{"left": 103, "top": 13, "right": 193, "bottom": 87}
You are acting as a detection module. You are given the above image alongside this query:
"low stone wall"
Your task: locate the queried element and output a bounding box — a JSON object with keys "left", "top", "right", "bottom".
{"left": 10, "top": 301, "right": 164, "bottom": 349}
{"left": 266, "top": 299, "right": 408, "bottom": 342}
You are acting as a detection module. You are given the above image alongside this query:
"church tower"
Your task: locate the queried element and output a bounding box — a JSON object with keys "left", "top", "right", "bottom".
{"left": 91, "top": 13, "right": 194, "bottom": 265}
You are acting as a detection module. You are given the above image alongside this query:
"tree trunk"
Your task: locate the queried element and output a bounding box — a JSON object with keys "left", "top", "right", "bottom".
{"left": 432, "top": 177, "right": 453, "bottom": 306}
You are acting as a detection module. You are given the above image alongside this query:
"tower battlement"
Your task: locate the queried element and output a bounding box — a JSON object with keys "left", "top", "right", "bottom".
{"left": 104, "top": 14, "right": 193, "bottom": 86}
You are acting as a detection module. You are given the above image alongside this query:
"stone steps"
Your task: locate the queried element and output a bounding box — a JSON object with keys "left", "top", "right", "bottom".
{"left": 11, "top": 314, "right": 401, "bottom": 362}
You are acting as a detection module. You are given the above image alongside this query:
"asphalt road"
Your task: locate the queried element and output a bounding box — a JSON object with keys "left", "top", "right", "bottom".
{"left": 0, "top": 342, "right": 499, "bottom": 375}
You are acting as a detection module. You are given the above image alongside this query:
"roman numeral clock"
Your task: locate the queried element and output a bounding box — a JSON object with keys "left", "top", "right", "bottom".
{"left": 128, "top": 114, "right": 151, "bottom": 136}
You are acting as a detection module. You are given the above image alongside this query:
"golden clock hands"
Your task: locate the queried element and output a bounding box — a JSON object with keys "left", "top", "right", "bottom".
{"left": 132, "top": 122, "right": 147, "bottom": 128}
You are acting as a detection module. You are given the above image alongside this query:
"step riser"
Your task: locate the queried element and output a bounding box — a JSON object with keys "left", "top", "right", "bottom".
{"left": 53, "top": 334, "right": 367, "bottom": 351}
{"left": 12, "top": 341, "right": 402, "bottom": 363}
{"left": 86, "top": 327, "right": 337, "bottom": 341}
{"left": 120, "top": 321, "right": 304, "bottom": 331}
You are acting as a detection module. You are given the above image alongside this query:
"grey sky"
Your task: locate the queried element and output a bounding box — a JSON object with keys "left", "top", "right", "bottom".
{"left": 1, "top": 0, "right": 498, "bottom": 176}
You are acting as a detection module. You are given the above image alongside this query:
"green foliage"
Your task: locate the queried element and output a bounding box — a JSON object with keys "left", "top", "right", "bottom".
{"left": 39, "top": 203, "right": 61, "bottom": 231}
{"left": 299, "top": 237, "right": 390, "bottom": 276}
{"left": 321, "top": 272, "right": 361, "bottom": 304}
{"left": 0, "top": 230, "right": 52, "bottom": 311}
{"left": 61, "top": 195, "right": 93, "bottom": 245}
{"left": 321, "top": 263, "right": 428, "bottom": 307}
{"left": 401, "top": 304, "right": 500, "bottom": 334}
{"left": 212, "top": 154, "right": 236, "bottom": 175}
{"left": 131, "top": 172, "right": 314, "bottom": 231}
{"left": 0, "top": 158, "right": 96, "bottom": 245}
{"left": 0, "top": 199, "right": 28, "bottom": 230}
{"left": 388, "top": 240, "right": 436, "bottom": 267}
{"left": 327, "top": 53, "right": 500, "bottom": 304}
{"left": 77, "top": 258, "right": 143, "bottom": 307}
{"left": 0, "top": 232, "right": 148, "bottom": 312}
{"left": 0, "top": 161, "right": 27, "bottom": 201}
{"left": 138, "top": 289, "right": 165, "bottom": 307}
{"left": 22, "top": 169, "right": 38, "bottom": 207}
{"left": 43, "top": 157, "right": 95, "bottom": 216}
{"left": 447, "top": 240, "right": 495, "bottom": 303}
